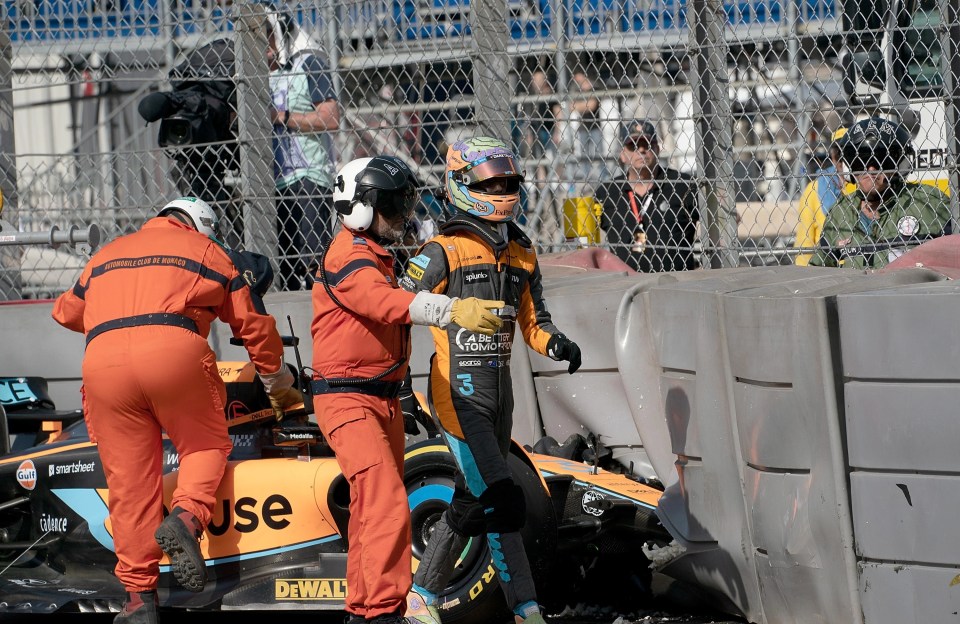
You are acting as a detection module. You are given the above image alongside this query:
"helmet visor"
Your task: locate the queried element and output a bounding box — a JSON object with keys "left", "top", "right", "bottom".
{"left": 460, "top": 154, "right": 523, "bottom": 187}
{"left": 376, "top": 185, "right": 420, "bottom": 221}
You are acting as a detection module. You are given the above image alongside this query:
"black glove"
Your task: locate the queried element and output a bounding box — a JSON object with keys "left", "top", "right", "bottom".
{"left": 400, "top": 395, "right": 423, "bottom": 435}
{"left": 399, "top": 370, "right": 425, "bottom": 435}
{"left": 547, "top": 334, "right": 582, "bottom": 374}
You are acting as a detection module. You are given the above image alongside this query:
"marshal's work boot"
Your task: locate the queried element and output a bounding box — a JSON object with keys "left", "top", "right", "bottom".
{"left": 404, "top": 588, "right": 442, "bottom": 623}
{"left": 154, "top": 507, "right": 206, "bottom": 592}
{"left": 114, "top": 590, "right": 158, "bottom": 624}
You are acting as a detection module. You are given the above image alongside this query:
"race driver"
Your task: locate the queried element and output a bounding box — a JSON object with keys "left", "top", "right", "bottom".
{"left": 399, "top": 136, "right": 582, "bottom": 624}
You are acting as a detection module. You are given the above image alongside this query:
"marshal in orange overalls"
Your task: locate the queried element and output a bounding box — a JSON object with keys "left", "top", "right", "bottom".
{"left": 52, "top": 217, "right": 287, "bottom": 593}
{"left": 310, "top": 227, "right": 419, "bottom": 620}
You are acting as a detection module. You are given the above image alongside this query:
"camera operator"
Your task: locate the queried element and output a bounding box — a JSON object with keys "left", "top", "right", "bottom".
{"left": 266, "top": 9, "right": 341, "bottom": 291}
{"left": 137, "top": 38, "right": 237, "bottom": 213}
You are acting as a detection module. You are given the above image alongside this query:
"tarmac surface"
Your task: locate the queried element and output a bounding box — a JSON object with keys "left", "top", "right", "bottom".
{"left": 0, "top": 575, "right": 748, "bottom": 624}
{"left": 0, "top": 612, "right": 746, "bottom": 624}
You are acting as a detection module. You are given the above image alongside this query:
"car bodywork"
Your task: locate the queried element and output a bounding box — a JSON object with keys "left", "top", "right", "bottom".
{"left": 0, "top": 359, "right": 668, "bottom": 621}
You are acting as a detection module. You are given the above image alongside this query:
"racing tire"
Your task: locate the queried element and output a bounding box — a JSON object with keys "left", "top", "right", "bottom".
{"left": 404, "top": 440, "right": 558, "bottom": 624}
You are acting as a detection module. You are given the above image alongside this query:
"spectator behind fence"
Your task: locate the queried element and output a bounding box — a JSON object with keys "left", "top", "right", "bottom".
{"left": 266, "top": 8, "right": 340, "bottom": 291}
{"left": 555, "top": 69, "right": 600, "bottom": 158}
{"left": 525, "top": 69, "right": 559, "bottom": 160}
{"left": 355, "top": 81, "right": 423, "bottom": 165}
{"left": 597, "top": 119, "right": 701, "bottom": 272}
{"left": 810, "top": 117, "right": 953, "bottom": 268}
{"left": 794, "top": 127, "right": 854, "bottom": 266}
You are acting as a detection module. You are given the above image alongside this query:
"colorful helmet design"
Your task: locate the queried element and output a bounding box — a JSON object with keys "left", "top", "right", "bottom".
{"left": 445, "top": 137, "right": 524, "bottom": 222}
{"left": 158, "top": 196, "right": 220, "bottom": 239}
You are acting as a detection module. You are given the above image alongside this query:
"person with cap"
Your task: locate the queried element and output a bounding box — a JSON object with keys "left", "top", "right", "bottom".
{"left": 794, "top": 126, "right": 855, "bottom": 266}
{"left": 596, "top": 119, "right": 701, "bottom": 272}
{"left": 809, "top": 116, "right": 952, "bottom": 268}
{"left": 265, "top": 6, "right": 341, "bottom": 291}
{"left": 313, "top": 154, "right": 508, "bottom": 624}
{"left": 51, "top": 196, "right": 303, "bottom": 624}
{"left": 398, "top": 136, "right": 582, "bottom": 624}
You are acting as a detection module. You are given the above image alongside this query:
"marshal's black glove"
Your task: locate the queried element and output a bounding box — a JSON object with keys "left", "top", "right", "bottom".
{"left": 400, "top": 392, "right": 424, "bottom": 435}
{"left": 547, "top": 334, "right": 582, "bottom": 374}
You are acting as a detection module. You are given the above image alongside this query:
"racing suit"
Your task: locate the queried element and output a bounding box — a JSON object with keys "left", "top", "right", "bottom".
{"left": 809, "top": 181, "right": 953, "bottom": 268}
{"left": 51, "top": 217, "right": 287, "bottom": 593}
{"left": 398, "top": 213, "right": 565, "bottom": 617}
{"left": 310, "top": 227, "right": 419, "bottom": 620}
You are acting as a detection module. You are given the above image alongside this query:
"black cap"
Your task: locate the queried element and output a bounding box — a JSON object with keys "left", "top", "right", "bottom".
{"left": 621, "top": 119, "right": 659, "bottom": 145}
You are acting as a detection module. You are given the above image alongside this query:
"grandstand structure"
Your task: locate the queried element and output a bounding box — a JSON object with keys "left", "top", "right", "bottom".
{"left": 0, "top": 0, "right": 951, "bottom": 296}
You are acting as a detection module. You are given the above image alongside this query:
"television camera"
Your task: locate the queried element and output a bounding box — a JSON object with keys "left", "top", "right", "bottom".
{"left": 138, "top": 38, "right": 238, "bottom": 204}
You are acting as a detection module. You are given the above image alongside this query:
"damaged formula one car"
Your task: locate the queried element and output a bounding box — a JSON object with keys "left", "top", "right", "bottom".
{"left": 0, "top": 355, "right": 669, "bottom": 622}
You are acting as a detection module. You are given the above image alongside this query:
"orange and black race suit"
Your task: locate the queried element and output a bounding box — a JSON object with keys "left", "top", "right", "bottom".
{"left": 51, "top": 217, "right": 286, "bottom": 593}
{"left": 310, "top": 228, "right": 418, "bottom": 620}
{"left": 399, "top": 213, "right": 563, "bottom": 613}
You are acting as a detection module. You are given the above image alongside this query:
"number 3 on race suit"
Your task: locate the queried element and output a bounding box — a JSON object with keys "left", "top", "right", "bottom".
{"left": 456, "top": 373, "right": 475, "bottom": 396}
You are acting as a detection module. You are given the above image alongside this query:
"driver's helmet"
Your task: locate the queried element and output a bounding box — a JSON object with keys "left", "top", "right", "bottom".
{"left": 445, "top": 137, "right": 524, "bottom": 222}
{"left": 839, "top": 117, "right": 914, "bottom": 176}
{"left": 158, "top": 196, "right": 221, "bottom": 239}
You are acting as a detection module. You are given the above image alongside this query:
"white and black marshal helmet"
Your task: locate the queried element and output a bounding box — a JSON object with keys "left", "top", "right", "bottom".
{"left": 332, "top": 155, "right": 421, "bottom": 233}
{"left": 158, "top": 196, "right": 221, "bottom": 239}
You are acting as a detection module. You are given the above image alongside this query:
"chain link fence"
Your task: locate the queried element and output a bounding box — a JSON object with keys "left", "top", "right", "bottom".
{"left": 1, "top": 0, "right": 958, "bottom": 297}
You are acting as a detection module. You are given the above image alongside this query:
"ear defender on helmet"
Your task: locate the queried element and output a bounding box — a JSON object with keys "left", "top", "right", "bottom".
{"left": 333, "top": 156, "right": 421, "bottom": 233}
{"left": 158, "top": 196, "right": 221, "bottom": 239}
{"left": 840, "top": 117, "right": 914, "bottom": 181}
{"left": 445, "top": 136, "right": 524, "bottom": 222}
{"left": 334, "top": 158, "right": 375, "bottom": 232}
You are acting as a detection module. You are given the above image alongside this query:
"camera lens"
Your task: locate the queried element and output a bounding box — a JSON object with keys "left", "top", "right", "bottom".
{"left": 159, "top": 116, "right": 193, "bottom": 147}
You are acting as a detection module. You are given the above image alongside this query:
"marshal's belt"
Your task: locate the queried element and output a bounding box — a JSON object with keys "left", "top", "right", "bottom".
{"left": 86, "top": 313, "right": 199, "bottom": 345}
{"left": 310, "top": 378, "right": 402, "bottom": 399}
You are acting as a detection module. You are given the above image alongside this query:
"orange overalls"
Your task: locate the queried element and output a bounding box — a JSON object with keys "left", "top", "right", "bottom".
{"left": 52, "top": 217, "right": 286, "bottom": 593}
{"left": 310, "top": 228, "right": 417, "bottom": 620}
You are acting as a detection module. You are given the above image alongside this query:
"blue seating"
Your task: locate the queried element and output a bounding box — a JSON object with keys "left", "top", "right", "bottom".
{"left": 6, "top": 0, "right": 163, "bottom": 42}
{"left": 570, "top": 0, "right": 618, "bottom": 36}
{"left": 4, "top": 0, "right": 838, "bottom": 43}
{"left": 509, "top": 0, "right": 551, "bottom": 40}
{"left": 394, "top": 0, "right": 470, "bottom": 40}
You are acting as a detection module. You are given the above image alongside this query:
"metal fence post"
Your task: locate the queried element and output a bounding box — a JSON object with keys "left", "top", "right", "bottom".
{"left": 943, "top": 0, "right": 960, "bottom": 222}
{"left": 471, "top": 0, "right": 511, "bottom": 141}
{"left": 0, "top": 28, "right": 21, "bottom": 300}
{"left": 689, "top": 0, "right": 740, "bottom": 268}
{"left": 234, "top": 0, "right": 278, "bottom": 264}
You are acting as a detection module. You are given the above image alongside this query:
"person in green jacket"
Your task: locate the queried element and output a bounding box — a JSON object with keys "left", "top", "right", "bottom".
{"left": 810, "top": 116, "right": 953, "bottom": 268}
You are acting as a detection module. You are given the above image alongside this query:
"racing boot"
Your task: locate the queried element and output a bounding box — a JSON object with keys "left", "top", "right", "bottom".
{"left": 114, "top": 590, "right": 158, "bottom": 624}
{"left": 154, "top": 507, "right": 206, "bottom": 592}
{"left": 404, "top": 588, "right": 442, "bottom": 623}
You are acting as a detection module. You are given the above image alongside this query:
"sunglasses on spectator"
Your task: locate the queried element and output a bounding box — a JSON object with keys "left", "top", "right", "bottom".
{"left": 623, "top": 136, "right": 655, "bottom": 151}
{"left": 847, "top": 157, "right": 896, "bottom": 172}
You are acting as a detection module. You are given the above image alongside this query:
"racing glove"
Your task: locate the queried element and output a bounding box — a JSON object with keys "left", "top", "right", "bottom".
{"left": 547, "top": 333, "right": 582, "bottom": 374}
{"left": 450, "top": 298, "right": 505, "bottom": 336}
